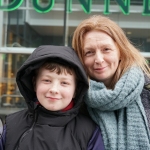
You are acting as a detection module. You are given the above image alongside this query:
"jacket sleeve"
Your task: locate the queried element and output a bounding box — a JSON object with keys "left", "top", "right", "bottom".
{"left": 87, "top": 126, "right": 105, "bottom": 150}
{"left": 0, "top": 125, "right": 6, "bottom": 150}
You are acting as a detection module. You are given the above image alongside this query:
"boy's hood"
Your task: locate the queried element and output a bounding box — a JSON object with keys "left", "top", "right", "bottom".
{"left": 16, "top": 45, "right": 89, "bottom": 113}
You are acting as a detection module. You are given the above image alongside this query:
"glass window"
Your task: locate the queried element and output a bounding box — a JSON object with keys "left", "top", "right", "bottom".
{"left": 4, "top": 0, "right": 65, "bottom": 47}
{"left": 0, "top": 53, "right": 29, "bottom": 118}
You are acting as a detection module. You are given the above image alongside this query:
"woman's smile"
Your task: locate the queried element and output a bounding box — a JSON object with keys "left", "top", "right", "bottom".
{"left": 94, "top": 66, "right": 108, "bottom": 72}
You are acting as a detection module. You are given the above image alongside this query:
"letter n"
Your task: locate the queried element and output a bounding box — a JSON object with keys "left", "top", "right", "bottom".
{"left": 115, "top": 0, "right": 130, "bottom": 15}
{"left": 78, "top": 0, "right": 92, "bottom": 14}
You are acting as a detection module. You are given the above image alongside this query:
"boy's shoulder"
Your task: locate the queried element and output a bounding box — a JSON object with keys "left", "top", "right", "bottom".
{"left": 69, "top": 113, "right": 97, "bottom": 134}
{"left": 76, "top": 113, "right": 96, "bottom": 126}
{"left": 67, "top": 113, "right": 97, "bottom": 146}
{"left": 6, "top": 109, "right": 28, "bottom": 122}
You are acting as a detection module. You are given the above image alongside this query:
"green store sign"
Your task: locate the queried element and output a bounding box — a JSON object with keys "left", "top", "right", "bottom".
{"left": 0, "top": 0, "right": 150, "bottom": 15}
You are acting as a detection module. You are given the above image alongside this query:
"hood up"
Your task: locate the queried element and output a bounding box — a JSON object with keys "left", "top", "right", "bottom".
{"left": 16, "top": 45, "right": 89, "bottom": 114}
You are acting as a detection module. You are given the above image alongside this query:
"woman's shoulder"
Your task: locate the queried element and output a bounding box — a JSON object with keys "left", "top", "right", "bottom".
{"left": 143, "top": 73, "right": 150, "bottom": 90}
{"left": 140, "top": 73, "right": 150, "bottom": 130}
{"left": 87, "top": 126, "right": 105, "bottom": 150}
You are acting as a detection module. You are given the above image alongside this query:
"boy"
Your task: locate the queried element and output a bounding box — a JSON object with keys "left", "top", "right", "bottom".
{"left": 2, "top": 45, "right": 104, "bottom": 150}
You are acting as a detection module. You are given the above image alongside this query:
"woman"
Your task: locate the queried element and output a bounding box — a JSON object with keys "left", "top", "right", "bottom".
{"left": 72, "top": 15, "right": 150, "bottom": 150}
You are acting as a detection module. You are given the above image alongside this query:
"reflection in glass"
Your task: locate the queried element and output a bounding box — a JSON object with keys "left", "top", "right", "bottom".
{"left": 0, "top": 53, "right": 29, "bottom": 117}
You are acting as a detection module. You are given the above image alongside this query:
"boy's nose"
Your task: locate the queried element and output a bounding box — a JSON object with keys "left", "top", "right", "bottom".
{"left": 94, "top": 51, "right": 104, "bottom": 64}
{"left": 49, "top": 83, "right": 58, "bottom": 94}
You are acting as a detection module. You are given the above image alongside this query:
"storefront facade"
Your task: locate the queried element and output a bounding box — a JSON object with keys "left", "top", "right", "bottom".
{"left": 0, "top": 0, "right": 150, "bottom": 118}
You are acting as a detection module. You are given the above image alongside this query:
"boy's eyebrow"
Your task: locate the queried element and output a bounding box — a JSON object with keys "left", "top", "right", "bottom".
{"left": 40, "top": 74, "right": 51, "bottom": 77}
{"left": 58, "top": 76, "right": 75, "bottom": 81}
{"left": 41, "top": 74, "right": 74, "bottom": 80}
{"left": 60, "top": 78, "right": 74, "bottom": 81}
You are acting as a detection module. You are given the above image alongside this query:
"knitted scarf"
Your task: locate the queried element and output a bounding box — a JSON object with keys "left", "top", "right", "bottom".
{"left": 84, "top": 67, "right": 150, "bottom": 150}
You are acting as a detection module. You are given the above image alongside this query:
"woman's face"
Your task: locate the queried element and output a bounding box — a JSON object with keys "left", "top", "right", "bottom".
{"left": 83, "top": 30, "right": 120, "bottom": 86}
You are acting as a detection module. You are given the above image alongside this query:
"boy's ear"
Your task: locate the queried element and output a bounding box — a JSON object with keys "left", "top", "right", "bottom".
{"left": 73, "top": 92, "right": 76, "bottom": 98}
{"left": 72, "top": 87, "right": 76, "bottom": 99}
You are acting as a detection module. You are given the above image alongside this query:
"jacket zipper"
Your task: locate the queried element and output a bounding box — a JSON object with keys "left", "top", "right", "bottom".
{"left": 14, "top": 111, "right": 38, "bottom": 150}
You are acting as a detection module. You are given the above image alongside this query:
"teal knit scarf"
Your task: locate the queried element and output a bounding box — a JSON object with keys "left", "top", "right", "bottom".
{"left": 84, "top": 67, "right": 150, "bottom": 150}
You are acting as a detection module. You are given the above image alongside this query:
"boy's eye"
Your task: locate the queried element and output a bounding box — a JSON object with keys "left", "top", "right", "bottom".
{"left": 61, "top": 81, "right": 69, "bottom": 85}
{"left": 43, "top": 79, "right": 51, "bottom": 83}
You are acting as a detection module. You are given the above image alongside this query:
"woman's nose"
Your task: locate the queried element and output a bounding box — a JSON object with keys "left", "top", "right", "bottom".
{"left": 94, "top": 51, "right": 104, "bottom": 64}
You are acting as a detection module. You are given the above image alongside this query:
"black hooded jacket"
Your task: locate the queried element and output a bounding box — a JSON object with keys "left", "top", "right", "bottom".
{"left": 5, "top": 45, "right": 97, "bottom": 150}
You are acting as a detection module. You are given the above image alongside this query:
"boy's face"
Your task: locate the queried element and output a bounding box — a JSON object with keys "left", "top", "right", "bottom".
{"left": 35, "top": 67, "right": 76, "bottom": 111}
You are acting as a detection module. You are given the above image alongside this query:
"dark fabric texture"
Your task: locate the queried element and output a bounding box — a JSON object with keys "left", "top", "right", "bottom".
{"left": 5, "top": 109, "right": 97, "bottom": 150}
{"left": 0, "top": 125, "right": 5, "bottom": 150}
{"left": 141, "top": 74, "right": 150, "bottom": 130}
{"left": 87, "top": 126, "right": 104, "bottom": 150}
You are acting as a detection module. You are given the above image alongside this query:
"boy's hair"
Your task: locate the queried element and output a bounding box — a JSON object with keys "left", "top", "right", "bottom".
{"left": 33, "top": 60, "right": 77, "bottom": 85}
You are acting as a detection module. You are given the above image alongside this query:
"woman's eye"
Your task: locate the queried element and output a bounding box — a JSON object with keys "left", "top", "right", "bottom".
{"left": 103, "top": 48, "right": 111, "bottom": 52}
{"left": 84, "top": 51, "right": 93, "bottom": 56}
